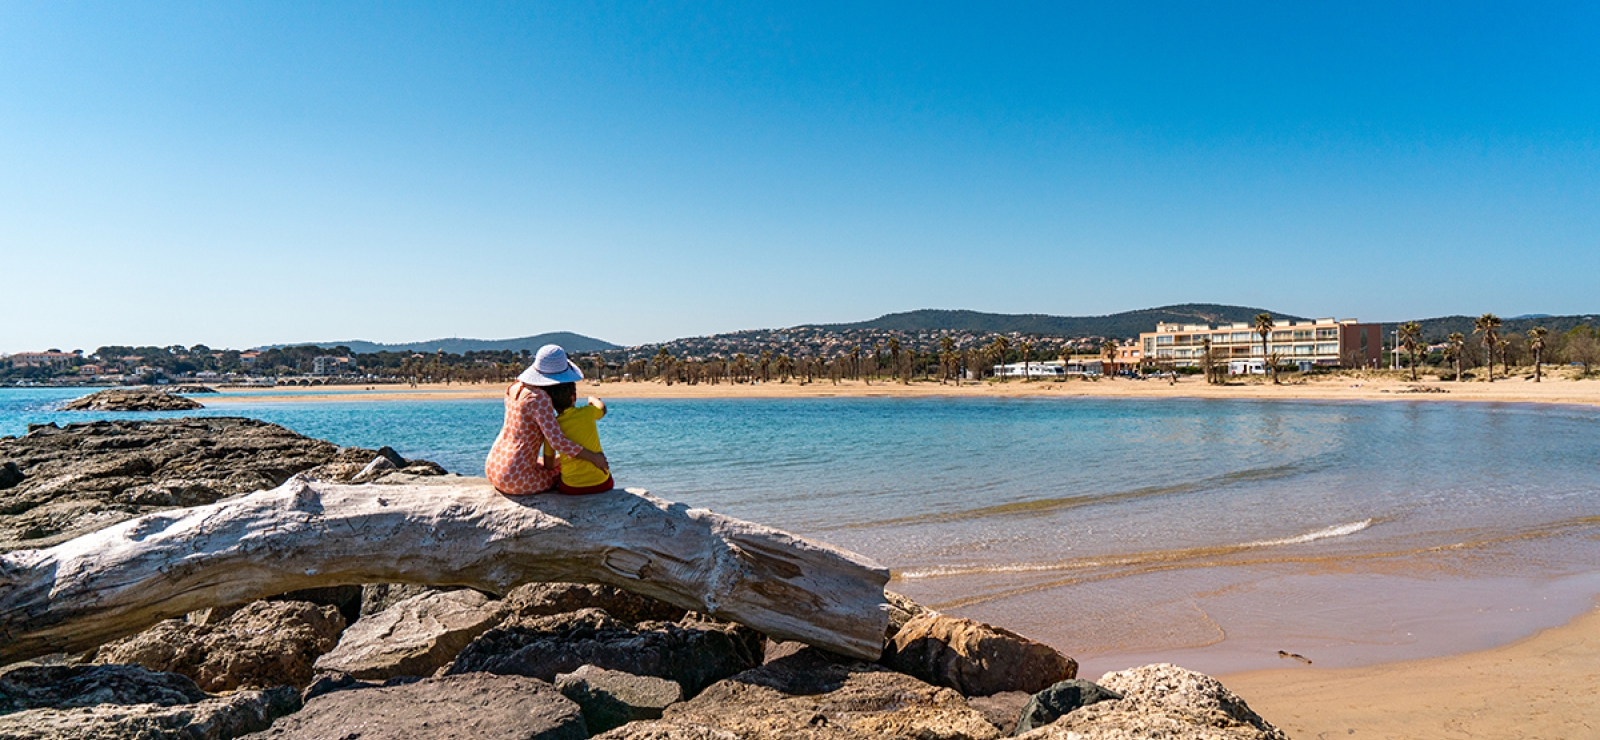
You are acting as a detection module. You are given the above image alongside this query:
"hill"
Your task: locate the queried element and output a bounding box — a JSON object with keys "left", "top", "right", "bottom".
{"left": 812, "top": 304, "right": 1308, "bottom": 339}
{"left": 265, "top": 332, "right": 618, "bottom": 355}
{"left": 1381, "top": 313, "right": 1600, "bottom": 341}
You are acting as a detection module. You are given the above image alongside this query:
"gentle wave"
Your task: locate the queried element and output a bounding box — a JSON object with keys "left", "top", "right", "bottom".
{"left": 1241, "top": 518, "right": 1374, "bottom": 548}
{"left": 897, "top": 518, "right": 1377, "bottom": 581}
{"left": 824, "top": 461, "right": 1324, "bottom": 532}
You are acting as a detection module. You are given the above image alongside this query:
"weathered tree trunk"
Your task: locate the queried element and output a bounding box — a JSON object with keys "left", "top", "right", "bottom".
{"left": 0, "top": 477, "right": 890, "bottom": 663}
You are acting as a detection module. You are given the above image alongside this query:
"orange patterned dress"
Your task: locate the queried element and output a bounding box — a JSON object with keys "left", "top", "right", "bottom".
{"left": 485, "top": 383, "right": 586, "bottom": 495}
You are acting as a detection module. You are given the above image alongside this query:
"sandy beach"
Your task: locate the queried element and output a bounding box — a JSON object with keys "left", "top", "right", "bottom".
{"left": 1223, "top": 599, "right": 1600, "bottom": 739}
{"left": 209, "top": 371, "right": 1600, "bottom": 408}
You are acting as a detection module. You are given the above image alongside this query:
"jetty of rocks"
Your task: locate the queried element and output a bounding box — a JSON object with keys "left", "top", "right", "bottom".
{"left": 59, "top": 389, "right": 205, "bottom": 412}
{"left": 0, "top": 419, "right": 1288, "bottom": 739}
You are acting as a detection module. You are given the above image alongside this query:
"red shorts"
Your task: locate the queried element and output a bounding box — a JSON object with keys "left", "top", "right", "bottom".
{"left": 556, "top": 475, "right": 615, "bottom": 495}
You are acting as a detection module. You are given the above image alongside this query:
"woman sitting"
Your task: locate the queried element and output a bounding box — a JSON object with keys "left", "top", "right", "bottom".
{"left": 485, "top": 344, "right": 609, "bottom": 495}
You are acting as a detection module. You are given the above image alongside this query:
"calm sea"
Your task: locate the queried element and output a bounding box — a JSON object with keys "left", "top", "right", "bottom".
{"left": 5, "top": 387, "right": 1599, "bottom": 676}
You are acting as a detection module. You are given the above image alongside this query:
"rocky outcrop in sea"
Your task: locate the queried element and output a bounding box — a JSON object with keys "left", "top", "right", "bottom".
{"left": 59, "top": 389, "right": 204, "bottom": 411}
{"left": 0, "top": 420, "right": 1288, "bottom": 739}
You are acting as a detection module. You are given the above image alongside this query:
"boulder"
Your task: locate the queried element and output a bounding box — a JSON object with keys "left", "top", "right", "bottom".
{"left": 315, "top": 589, "right": 506, "bottom": 680}
{"left": 556, "top": 664, "right": 683, "bottom": 735}
{"left": 1013, "top": 679, "right": 1122, "bottom": 735}
{"left": 1014, "top": 664, "right": 1288, "bottom": 740}
{"left": 965, "top": 691, "right": 1031, "bottom": 736}
{"left": 249, "top": 673, "right": 587, "bottom": 740}
{"left": 592, "top": 722, "right": 741, "bottom": 740}
{"left": 60, "top": 389, "right": 203, "bottom": 412}
{"left": 0, "top": 461, "right": 23, "bottom": 490}
{"left": 883, "top": 613, "right": 1075, "bottom": 696}
{"left": 884, "top": 589, "right": 930, "bottom": 639}
{"left": 661, "top": 647, "right": 1000, "bottom": 739}
{"left": 94, "top": 600, "right": 345, "bottom": 691}
{"left": 0, "top": 686, "right": 299, "bottom": 740}
{"left": 448, "top": 608, "right": 763, "bottom": 697}
{"left": 501, "top": 581, "right": 689, "bottom": 626}
{"left": 272, "top": 584, "right": 366, "bottom": 625}
{"left": 0, "top": 664, "right": 207, "bottom": 714}
{"left": 361, "top": 583, "right": 452, "bottom": 618}
{"left": 0, "top": 418, "right": 445, "bottom": 551}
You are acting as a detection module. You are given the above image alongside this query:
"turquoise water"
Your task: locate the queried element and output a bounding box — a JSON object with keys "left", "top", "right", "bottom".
{"left": 5, "top": 387, "right": 1599, "bottom": 675}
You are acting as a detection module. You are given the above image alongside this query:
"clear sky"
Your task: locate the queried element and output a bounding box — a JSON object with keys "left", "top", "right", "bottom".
{"left": 3, "top": 2, "right": 1597, "bottom": 352}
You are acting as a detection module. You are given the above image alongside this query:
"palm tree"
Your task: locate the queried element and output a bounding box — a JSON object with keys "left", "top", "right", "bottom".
{"left": 939, "top": 337, "right": 956, "bottom": 384}
{"left": 1398, "top": 321, "right": 1423, "bottom": 382}
{"left": 1445, "top": 333, "right": 1466, "bottom": 382}
{"left": 1019, "top": 341, "right": 1033, "bottom": 381}
{"left": 1254, "top": 313, "right": 1275, "bottom": 381}
{"left": 989, "top": 336, "right": 1010, "bottom": 380}
{"left": 1473, "top": 313, "right": 1502, "bottom": 382}
{"left": 1498, "top": 338, "right": 1512, "bottom": 378}
{"left": 1529, "top": 326, "right": 1549, "bottom": 382}
{"left": 887, "top": 338, "right": 902, "bottom": 382}
{"left": 1101, "top": 339, "right": 1119, "bottom": 378}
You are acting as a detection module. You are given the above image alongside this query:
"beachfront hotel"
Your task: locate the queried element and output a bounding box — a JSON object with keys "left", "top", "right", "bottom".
{"left": 1139, "top": 318, "right": 1382, "bottom": 372}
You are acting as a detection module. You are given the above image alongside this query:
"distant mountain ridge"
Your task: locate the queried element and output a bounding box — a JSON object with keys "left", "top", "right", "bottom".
{"left": 811, "top": 304, "right": 1310, "bottom": 339}
{"left": 264, "top": 332, "right": 618, "bottom": 355}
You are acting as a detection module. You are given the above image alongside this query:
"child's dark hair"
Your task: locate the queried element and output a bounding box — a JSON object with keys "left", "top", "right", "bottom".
{"left": 544, "top": 382, "right": 578, "bottom": 412}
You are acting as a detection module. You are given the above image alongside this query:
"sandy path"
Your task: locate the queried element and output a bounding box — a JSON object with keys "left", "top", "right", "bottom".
{"left": 1223, "top": 601, "right": 1600, "bottom": 740}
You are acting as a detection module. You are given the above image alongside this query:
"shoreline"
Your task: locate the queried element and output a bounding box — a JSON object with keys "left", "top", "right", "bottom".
{"left": 201, "top": 372, "right": 1600, "bottom": 407}
{"left": 1220, "top": 598, "right": 1600, "bottom": 738}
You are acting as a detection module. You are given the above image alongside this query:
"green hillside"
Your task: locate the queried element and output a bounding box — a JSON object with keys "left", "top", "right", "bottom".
{"left": 813, "top": 304, "right": 1309, "bottom": 339}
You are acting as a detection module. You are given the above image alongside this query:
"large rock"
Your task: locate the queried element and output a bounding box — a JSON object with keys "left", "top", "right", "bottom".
{"left": 0, "top": 686, "right": 299, "bottom": 740}
{"left": 60, "top": 389, "right": 203, "bottom": 412}
{"left": 0, "top": 664, "right": 207, "bottom": 714}
{"left": 965, "top": 691, "right": 1031, "bottom": 736}
{"left": 315, "top": 589, "right": 506, "bottom": 680}
{"left": 94, "top": 600, "right": 346, "bottom": 691}
{"left": 249, "top": 673, "right": 587, "bottom": 740}
{"left": 660, "top": 647, "right": 1000, "bottom": 739}
{"left": 592, "top": 722, "right": 741, "bottom": 740}
{"left": 556, "top": 664, "right": 683, "bottom": 735}
{"left": 360, "top": 583, "right": 453, "bottom": 618}
{"left": 1013, "top": 679, "right": 1122, "bottom": 735}
{"left": 1014, "top": 664, "right": 1288, "bottom": 740}
{"left": 0, "top": 418, "right": 445, "bottom": 551}
{"left": 883, "top": 613, "right": 1076, "bottom": 697}
{"left": 501, "top": 582, "right": 689, "bottom": 626}
{"left": 448, "top": 608, "right": 763, "bottom": 697}
{"left": 883, "top": 589, "right": 930, "bottom": 639}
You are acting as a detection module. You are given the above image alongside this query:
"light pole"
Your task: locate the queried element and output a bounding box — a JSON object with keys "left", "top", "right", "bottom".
{"left": 1391, "top": 329, "right": 1399, "bottom": 371}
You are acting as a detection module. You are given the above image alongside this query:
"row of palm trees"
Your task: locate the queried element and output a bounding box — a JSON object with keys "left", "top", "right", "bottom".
{"left": 1393, "top": 313, "right": 1563, "bottom": 382}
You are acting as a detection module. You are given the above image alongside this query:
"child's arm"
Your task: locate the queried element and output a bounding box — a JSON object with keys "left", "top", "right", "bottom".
{"left": 588, "top": 397, "right": 606, "bottom": 419}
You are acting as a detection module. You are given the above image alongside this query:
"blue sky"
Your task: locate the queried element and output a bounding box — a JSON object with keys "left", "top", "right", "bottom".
{"left": 3, "top": 2, "right": 1597, "bottom": 351}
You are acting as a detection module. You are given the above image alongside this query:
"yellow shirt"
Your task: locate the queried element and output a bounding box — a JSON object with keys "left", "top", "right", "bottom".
{"left": 551, "top": 404, "right": 608, "bottom": 487}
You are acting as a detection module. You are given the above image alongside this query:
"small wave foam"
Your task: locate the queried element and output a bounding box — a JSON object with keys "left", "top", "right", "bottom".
{"left": 1241, "top": 518, "right": 1374, "bottom": 548}
{"left": 897, "top": 518, "right": 1375, "bottom": 581}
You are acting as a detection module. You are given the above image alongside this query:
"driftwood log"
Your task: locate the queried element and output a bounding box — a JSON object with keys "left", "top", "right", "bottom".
{"left": 0, "top": 476, "right": 891, "bottom": 663}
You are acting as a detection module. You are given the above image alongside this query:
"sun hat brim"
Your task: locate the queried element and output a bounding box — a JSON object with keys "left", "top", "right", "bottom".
{"left": 518, "top": 362, "right": 584, "bottom": 386}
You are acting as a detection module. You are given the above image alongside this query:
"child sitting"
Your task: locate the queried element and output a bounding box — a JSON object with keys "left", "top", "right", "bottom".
{"left": 539, "top": 382, "right": 614, "bottom": 494}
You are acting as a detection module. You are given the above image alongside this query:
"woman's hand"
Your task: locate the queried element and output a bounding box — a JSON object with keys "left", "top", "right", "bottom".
{"left": 578, "top": 449, "right": 609, "bottom": 472}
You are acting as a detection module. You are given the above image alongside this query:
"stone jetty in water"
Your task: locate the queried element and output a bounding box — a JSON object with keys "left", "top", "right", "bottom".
{"left": 59, "top": 389, "right": 205, "bottom": 412}
{"left": 0, "top": 419, "right": 1287, "bottom": 739}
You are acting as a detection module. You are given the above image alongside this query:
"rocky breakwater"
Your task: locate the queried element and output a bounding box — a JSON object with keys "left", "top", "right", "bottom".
{"left": 0, "top": 417, "right": 446, "bottom": 550}
{"left": 0, "top": 421, "right": 1289, "bottom": 739}
{"left": 59, "top": 389, "right": 205, "bottom": 411}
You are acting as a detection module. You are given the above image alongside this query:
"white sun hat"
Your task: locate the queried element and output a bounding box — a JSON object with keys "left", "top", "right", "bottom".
{"left": 517, "top": 344, "right": 584, "bottom": 386}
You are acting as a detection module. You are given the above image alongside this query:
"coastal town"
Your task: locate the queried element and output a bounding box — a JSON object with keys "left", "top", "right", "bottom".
{"left": 6, "top": 310, "right": 1597, "bottom": 388}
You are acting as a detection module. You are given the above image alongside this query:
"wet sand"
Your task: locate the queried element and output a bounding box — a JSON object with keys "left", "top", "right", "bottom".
{"left": 209, "top": 371, "right": 1600, "bottom": 407}
{"left": 1223, "top": 599, "right": 1600, "bottom": 740}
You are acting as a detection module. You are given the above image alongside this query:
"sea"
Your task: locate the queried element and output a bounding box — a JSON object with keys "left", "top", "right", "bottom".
{"left": 4, "top": 386, "right": 1599, "bottom": 677}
